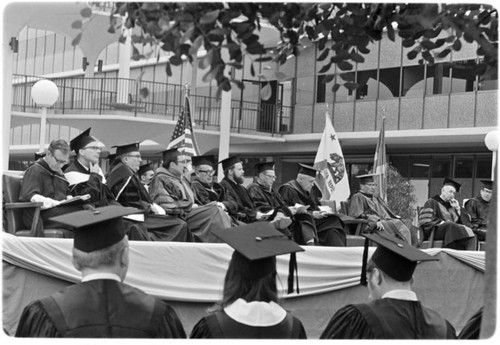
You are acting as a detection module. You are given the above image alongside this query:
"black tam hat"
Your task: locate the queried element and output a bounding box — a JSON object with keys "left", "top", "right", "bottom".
{"left": 360, "top": 232, "right": 438, "bottom": 285}
{"left": 112, "top": 142, "right": 140, "bottom": 156}
{"left": 254, "top": 161, "right": 275, "bottom": 175}
{"left": 298, "top": 164, "right": 317, "bottom": 177}
{"left": 138, "top": 163, "right": 154, "bottom": 176}
{"left": 35, "top": 151, "right": 46, "bottom": 160}
{"left": 192, "top": 155, "right": 216, "bottom": 168}
{"left": 219, "top": 156, "right": 242, "bottom": 171}
{"left": 443, "top": 177, "right": 461, "bottom": 193}
{"left": 213, "top": 222, "right": 304, "bottom": 294}
{"left": 70, "top": 128, "right": 95, "bottom": 152}
{"left": 480, "top": 180, "right": 494, "bottom": 190}
{"left": 49, "top": 206, "right": 142, "bottom": 253}
{"left": 356, "top": 173, "right": 376, "bottom": 185}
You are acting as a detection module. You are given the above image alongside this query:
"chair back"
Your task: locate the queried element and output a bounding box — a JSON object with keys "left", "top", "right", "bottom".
{"left": 2, "top": 174, "right": 24, "bottom": 234}
{"left": 339, "top": 201, "right": 349, "bottom": 215}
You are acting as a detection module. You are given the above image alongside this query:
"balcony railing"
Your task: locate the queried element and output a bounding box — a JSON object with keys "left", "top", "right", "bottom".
{"left": 11, "top": 74, "right": 292, "bottom": 135}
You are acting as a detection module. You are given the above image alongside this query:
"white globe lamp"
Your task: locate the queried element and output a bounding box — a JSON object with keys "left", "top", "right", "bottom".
{"left": 485, "top": 130, "right": 499, "bottom": 180}
{"left": 31, "top": 80, "right": 59, "bottom": 152}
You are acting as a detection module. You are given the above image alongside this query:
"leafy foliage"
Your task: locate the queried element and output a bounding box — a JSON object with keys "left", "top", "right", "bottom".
{"left": 75, "top": 3, "right": 497, "bottom": 97}
{"left": 386, "top": 164, "right": 417, "bottom": 220}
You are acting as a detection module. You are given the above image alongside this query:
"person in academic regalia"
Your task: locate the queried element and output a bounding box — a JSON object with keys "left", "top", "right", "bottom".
{"left": 465, "top": 180, "right": 493, "bottom": 241}
{"left": 107, "top": 142, "right": 191, "bottom": 242}
{"left": 15, "top": 206, "right": 186, "bottom": 338}
{"left": 64, "top": 129, "right": 150, "bottom": 241}
{"left": 19, "top": 139, "right": 84, "bottom": 234}
{"left": 190, "top": 222, "right": 307, "bottom": 339}
{"left": 348, "top": 173, "right": 412, "bottom": 244}
{"left": 148, "top": 148, "right": 232, "bottom": 243}
{"left": 419, "top": 178, "right": 476, "bottom": 250}
{"left": 247, "top": 162, "right": 316, "bottom": 244}
{"left": 278, "top": 164, "right": 347, "bottom": 246}
{"left": 458, "top": 307, "right": 483, "bottom": 339}
{"left": 218, "top": 156, "right": 292, "bottom": 230}
{"left": 320, "top": 232, "right": 456, "bottom": 339}
{"left": 138, "top": 162, "right": 155, "bottom": 192}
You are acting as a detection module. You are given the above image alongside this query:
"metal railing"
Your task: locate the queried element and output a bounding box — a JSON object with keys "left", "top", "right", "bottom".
{"left": 11, "top": 74, "right": 292, "bottom": 135}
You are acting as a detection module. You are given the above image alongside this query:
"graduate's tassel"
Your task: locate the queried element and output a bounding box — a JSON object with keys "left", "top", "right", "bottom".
{"left": 287, "top": 252, "right": 299, "bottom": 294}
{"left": 360, "top": 237, "right": 370, "bottom": 286}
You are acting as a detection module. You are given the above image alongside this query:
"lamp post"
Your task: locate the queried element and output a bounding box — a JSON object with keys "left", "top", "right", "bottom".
{"left": 484, "top": 130, "right": 499, "bottom": 180}
{"left": 31, "top": 80, "right": 59, "bottom": 153}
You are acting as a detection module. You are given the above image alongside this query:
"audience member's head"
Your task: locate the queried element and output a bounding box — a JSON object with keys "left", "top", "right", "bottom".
{"left": 113, "top": 142, "right": 142, "bottom": 172}
{"left": 45, "top": 139, "right": 70, "bottom": 171}
{"left": 193, "top": 155, "right": 216, "bottom": 184}
{"left": 361, "top": 232, "right": 437, "bottom": 301}
{"left": 49, "top": 206, "right": 141, "bottom": 282}
{"left": 70, "top": 128, "right": 103, "bottom": 165}
{"left": 296, "top": 164, "right": 317, "bottom": 192}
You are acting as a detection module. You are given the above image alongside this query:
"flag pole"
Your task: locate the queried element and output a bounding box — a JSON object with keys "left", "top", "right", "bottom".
{"left": 217, "top": 67, "right": 232, "bottom": 180}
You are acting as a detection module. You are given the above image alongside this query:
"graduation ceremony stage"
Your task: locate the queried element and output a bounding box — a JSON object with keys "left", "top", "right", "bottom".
{"left": 3, "top": 233, "right": 485, "bottom": 338}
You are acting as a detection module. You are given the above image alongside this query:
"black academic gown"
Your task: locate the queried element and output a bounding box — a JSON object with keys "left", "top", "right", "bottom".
{"left": 190, "top": 310, "right": 306, "bottom": 339}
{"left": 320, "top": 298, "right": 457, "bottom": 339}
{"left": 107, "top": 162, "right": 191, "bottom": 242}
{"left": 219, "top": 177, "right": 257, "bottom": 222}
{"left": 19, "top": 159, "right": 83, "bottom": 233}
{"left": 419, "top": 195, "right": 475, "bottom": 249}
{"left": 465, "top": 196, "right": 489, "bottom": 241}
{"left": 15, "top": 279, "right": 186, "bottom": 338}
{"left": 247, "top": 181, "right": 316, "bottom": 244}
{"left": 278, "top": 180, "right": 346, "bottom": 246}
{"left": 64, "top": 160, "right": 150, "bottom": 241}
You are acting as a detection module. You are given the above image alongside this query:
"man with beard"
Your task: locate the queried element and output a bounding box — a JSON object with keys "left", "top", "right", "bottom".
{"left": 149, "top": 148, "right": 233, "bottom": 243}
{"left": 419, "top": 178, "right": 476, "bottom": 250}
{"left": 107, "top": 142, "right": 191, "bottom": 242}
{"left": 320, "top": 232, "right": 456, "bottom": 339}
{"left": 278, "top": 164, "right": 347, "bottom": 247}
{"left": 464, "top": 180, "right": 493, "bottom": 241}
{"left": 348, "top": 174, "right": 412, "bottom": 244}
{"left": 218, "top": 156, "right": 291, "bottom": 230}
{"left": 19, "top": 139, "right": 83, "bottom": 234}
{"left": 247, "top": 162, "right": 317, "bottom": 244}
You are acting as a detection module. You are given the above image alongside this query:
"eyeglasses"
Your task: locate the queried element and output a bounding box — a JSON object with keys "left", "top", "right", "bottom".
{"left": 198, "top": 170, "right": 214, "bottom": 175}
{"left": 366, "top": 183, "right": 378, "bottom": 187}
{"left": 84, "top": 146, "right": 102, "bottom": 151}
{"left": 263, "top": 174, "right": 276, "bottom": 179}
{"left": 126, "top": 154, "right": 141, "bottom": 159}
{"left": 51, "top": 155, "right": 69, "bottom": 165}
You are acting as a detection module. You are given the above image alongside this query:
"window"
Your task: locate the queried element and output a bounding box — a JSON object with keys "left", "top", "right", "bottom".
{"left": 475, "top": 156, "right": 493, "bottom": 178}
{"left": 411, "top": 156, "right": 430, "bottom": 178}
{"left": 431, "top": 157, "right": 451, "bottom": 178}
{"left": 454, "top": 156, "right": 473, "bottom": 178}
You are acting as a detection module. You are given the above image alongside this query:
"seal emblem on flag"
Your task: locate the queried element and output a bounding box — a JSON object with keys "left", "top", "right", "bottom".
{"left": 328, "top": 153, "right": 345, "bottom": 183}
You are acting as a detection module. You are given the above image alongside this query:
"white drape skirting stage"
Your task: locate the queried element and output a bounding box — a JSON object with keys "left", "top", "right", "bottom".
{"left": 2, "top": 233, "right": 486, "bottom": 337}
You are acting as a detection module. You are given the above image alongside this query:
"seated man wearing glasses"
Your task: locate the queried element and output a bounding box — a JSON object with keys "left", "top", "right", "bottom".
{"left": 191, "top": 155, "right": 230, "bottom": 209}
{"left": 19, "top": 139, "right": 84, "bottom": 234}
{"left": 348, "top": 173, "right": 412, "bottom": 244}
{"left": 149, "top": 149, "right": 233, "bottom": 243}
{"left": 107, "top": 142, "right": 191, "bottom": 242}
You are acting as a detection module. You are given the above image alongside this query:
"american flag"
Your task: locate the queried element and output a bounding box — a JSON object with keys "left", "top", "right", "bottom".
{"left": 167, "top": 94, "right": 200, "bottom": 170}
{"left": 373, "top": 117, "right": 387, "bottom": 202}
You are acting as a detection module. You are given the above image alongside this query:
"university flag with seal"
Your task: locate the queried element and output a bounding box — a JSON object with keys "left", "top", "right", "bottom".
{"left": 313, "top": 112, "right": 350, "bottom": 205}
{"left": 167, "top": 93, "right": 200, "bottom": 171}
{"left": 373, "top": 117, "right": 388, "bottom": 202}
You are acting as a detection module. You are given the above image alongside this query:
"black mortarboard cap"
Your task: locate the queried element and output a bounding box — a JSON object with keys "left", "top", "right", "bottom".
{"left": 35, "top": 151, "right": 46, "bottom": 160}
{"left": 356, "top": 173, "right": 376, "bottom": 184}
{"left": 219, "top": 156, "right": 242, "bottom": 171}
{"left": 49, "top": 206, "right": 142, "bottom": 253}
{"left": 480, "top": 180, "right": 494, "bottom": 190}
{"left": 192, "top": 155, "right": 216, "bottom": 168}
{"left": 443, "top": 177, "right": 461, "bottom": 193}
{"left": 138, "top": 162, "right": 154, "bottom": 176}
{"left": 360, "top": 232, "right": 438, "bottom": 285}
{"left": 298, "top": 163, "right": 318, "bottom": 177}
{"left": 255, "top": 161, "right": 275, "bottom": 175}
{"left": 112, "top": 142, "right": 140, "bottom": 156}
{"left": 213, "top": 222, "right": 304, "bottom": 294}
{"left": 161, "top": 148, "right": 180, "bottom": 162}
{"left": 70, "top": 128, "right": 95, "bottom": 152}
